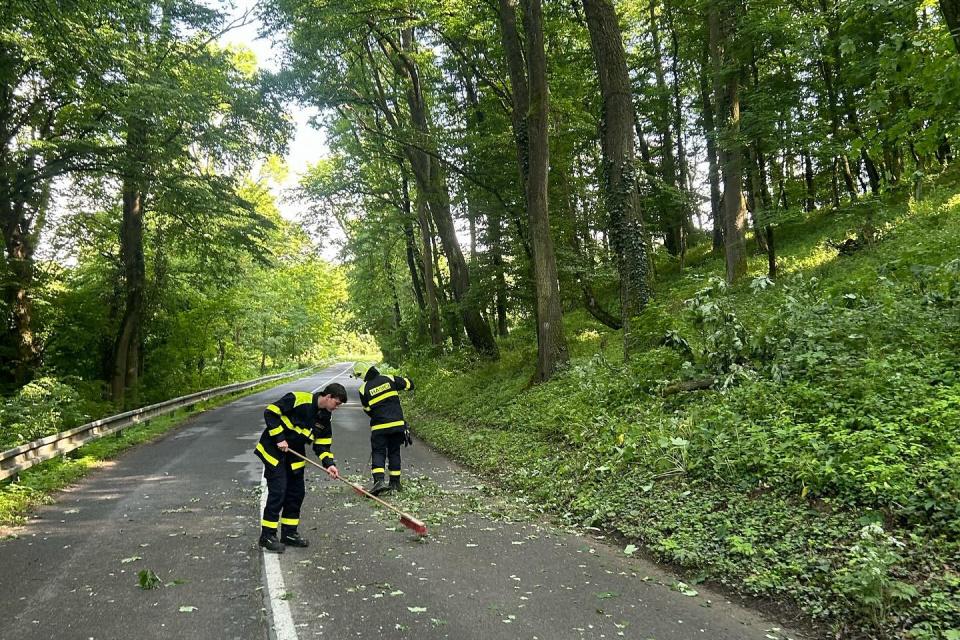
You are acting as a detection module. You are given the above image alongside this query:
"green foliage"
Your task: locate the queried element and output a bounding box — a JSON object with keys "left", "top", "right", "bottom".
{"left": 0, "top": 377, "right": 111, "bottom": 450}
{"left": 406, "top": 185, "right": 960, "bottom": 638}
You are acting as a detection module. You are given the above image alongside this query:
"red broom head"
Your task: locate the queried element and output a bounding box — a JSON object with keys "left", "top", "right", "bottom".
{"left": 401, "top": 515, "right": 428, "bottom": 536}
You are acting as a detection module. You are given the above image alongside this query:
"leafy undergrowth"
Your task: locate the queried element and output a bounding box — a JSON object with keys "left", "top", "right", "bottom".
{"left": 403, "top": 186, "right": 960, "bottom": 639}
{"left": 0, "top": 370, "right": 332, "bottom": 529}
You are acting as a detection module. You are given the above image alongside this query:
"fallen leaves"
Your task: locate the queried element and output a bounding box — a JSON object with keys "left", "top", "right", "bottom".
{"left": 137, "top": 570, "right": 160, "bottom": 590}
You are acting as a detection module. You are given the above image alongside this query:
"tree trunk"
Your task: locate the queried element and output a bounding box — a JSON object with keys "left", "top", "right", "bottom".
{"left": 699, "top": 48, "right": 724, "bottom": 251}
{"left": 1, "top": 198, "right": 40, "bottom": 385}
{"left": 803, "top": 150, "right": 816, "bottom": 212}
{"left": 755, "top": 145, "right": 777, "bottom": 278}
{"left": 400, "top": 173, "right": 426, "bottom": 314}
{"left": 649, "top": 0, "right": 683, "bottom": 258}
{"left": 709, "top": 0, "right": 748, "bottom": 283}
{"left": 815, "top": 1, "right": 858, "bottom": 202}
{"left": 559, "top": 168, "right": 621, "bottom": 329}
{"left": 112, "top": 122, "right": 147, "bottom": 408}
{"left": 415, "top": 198, "right": 442, "bottom": 346}
{"left": 384, "top": 251, "right": 404, "bottom": 351}
{"left": 583, "top": 0, "right": 653, "bottom": 357}
{"left": 0, "top": 152, "right": 47, "bottom": 385}
{"left": 669, "top": 2, "right": 692, "bottom": 257}
{"left": 940, "top": 0, "right": 960, "bottom": 53}
{"left": 522, "top": 0, "right": 569, "bottom": 381}
{"left": 369, "top": 22, "right": 498, "bottom": 358}
{"left": 765, "top": 225, "right": 777, "bottom": 279}
{"left": 498, "top": 0, "right": 530, "bottom": 189}
{"left": 486, "top": 200, "right": 509, "bottom": 337}
{"left": 401, "top": 31, "right": 497, "bottom": 358}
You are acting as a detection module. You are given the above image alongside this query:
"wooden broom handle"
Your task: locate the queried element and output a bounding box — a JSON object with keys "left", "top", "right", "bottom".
{"left": 285, "top": 449, "right": 424, "bottom": 525}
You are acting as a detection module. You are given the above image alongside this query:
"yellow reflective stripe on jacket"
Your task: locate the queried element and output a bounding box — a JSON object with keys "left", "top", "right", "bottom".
{"left": 268, "top": 425, "right": 283, "bottom": 436}
{"left": 291, "top": 460, "right": 306, "bottom": 470}
{"left": 256, "top": 443, "right": 279, "bottom": 466}
{"left": 371, "top": 420, "right": 405, "bottom": 431}
{"left": 315, "top": 438, "right": 332, "bottom": 445}
{"left": 318, "top": 452, "right": 333, "bottom": 461}
{"left": 368, "top": 390, "right": 398, "bottom": 405}
{"left": 293, "top": 391, "right": 313, "bottom": 407}
{"left": 288, "top": 425, "right": 313, "bottom": 440}
{"left": 266, "top": 404, "right": 282, "bottom": 415}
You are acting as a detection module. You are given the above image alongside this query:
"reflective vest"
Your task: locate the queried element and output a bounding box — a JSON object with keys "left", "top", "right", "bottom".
{"left": 358, "top": 373, "right": 414, "bottom": 434}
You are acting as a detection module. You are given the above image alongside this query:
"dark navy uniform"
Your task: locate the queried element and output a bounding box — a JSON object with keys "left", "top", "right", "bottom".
{"left": 357, "top": 366, "right": 414, "bottom": 488}
{"left": 255, "top": 391, "right": 335, "bottom": 540}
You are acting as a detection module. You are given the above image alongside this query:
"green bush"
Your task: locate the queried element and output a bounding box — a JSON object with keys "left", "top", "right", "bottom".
{"left": 0, "top": 377, "right": 110, "bottom": 451}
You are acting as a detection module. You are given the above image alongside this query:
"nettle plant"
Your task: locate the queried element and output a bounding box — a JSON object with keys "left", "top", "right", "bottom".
{"left": 834, "top": 523, "right": 918, "bottom": 630}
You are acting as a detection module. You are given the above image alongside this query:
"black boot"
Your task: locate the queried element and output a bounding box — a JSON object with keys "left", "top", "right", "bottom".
{"left": 259, "top": 533, "right": 285, "bottom": 553}
{"left": 281, "top": 530, "right": 309, "bottom": 547}
{"left": 370, "top": 480, "right": 389, "bottom": 496}
{"left": 389, "top": 478, "right": 402, "bottom": 492}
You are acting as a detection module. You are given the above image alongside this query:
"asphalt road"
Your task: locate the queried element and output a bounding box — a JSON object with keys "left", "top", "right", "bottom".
{"left": 0, "top": 363, "right": 806, "bottom": 640}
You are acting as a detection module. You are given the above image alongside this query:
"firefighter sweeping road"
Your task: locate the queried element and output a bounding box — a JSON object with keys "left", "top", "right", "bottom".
{"left": 0, "top": 363, "right": 806, "bottom": 640}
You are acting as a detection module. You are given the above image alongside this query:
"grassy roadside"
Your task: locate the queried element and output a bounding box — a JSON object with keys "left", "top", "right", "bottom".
{"left": 0, "top": 366, "right": 334, "bottom": 531}
{"left": 402, "top": 186, "right": 960, "bottom": 639}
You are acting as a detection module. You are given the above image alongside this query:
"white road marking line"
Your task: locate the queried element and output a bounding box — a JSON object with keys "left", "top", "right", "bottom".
{"left": 310, "top": 363, "right": 355, "bottom": 393}
{"left": 259, "top": 475, "right": 298, "bottom": 640}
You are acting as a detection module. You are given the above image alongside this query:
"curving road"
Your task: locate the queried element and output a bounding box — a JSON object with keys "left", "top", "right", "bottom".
{"left": 0, "top": 363, "right": 805, "bottom": 640}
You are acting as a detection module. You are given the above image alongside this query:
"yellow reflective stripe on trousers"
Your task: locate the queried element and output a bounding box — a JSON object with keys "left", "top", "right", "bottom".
{"left": 368, "top": 390, "right": 398, "bottom": 406}
{"left": 280, "top": 517, "right": 299, "bottom": 526}
{"left": 291, "top": 461, "right": 306, "bottom": 470}
{"left": 389, "top": 470, "right": 402, "bottom": 476}
{"left": 371, "top": 420, "right": 405, "bottom": 431}
{"left": 256, "top": 443, "right": 279, "bottom": 466}
{"left": 372, "top": 467, "right": 385, "bottom": 474}
{"left": 262, "top": 519, "right": 279, "bottom": 528}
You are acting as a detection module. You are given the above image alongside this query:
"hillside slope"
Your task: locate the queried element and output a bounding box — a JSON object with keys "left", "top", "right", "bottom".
{"left": 404, "top": 186, "right": 960, "bottom": 639}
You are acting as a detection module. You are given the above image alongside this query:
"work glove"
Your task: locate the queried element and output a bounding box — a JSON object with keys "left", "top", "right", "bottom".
{"left": 403, "top": 428, "right": 413, "bottom": 447}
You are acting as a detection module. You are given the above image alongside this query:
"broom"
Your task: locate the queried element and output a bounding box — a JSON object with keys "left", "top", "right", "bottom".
{"left": 286, "top": 449, "right": 428, "bottom": 535}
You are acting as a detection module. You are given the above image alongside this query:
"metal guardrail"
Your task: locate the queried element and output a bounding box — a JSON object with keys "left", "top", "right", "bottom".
{"left": 0, "top": 361, "right": 334, "bottom": 482}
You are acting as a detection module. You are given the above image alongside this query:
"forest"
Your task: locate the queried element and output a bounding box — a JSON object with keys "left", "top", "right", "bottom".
{"left": 2, "top": 0, "right": 959, "bottom": 637}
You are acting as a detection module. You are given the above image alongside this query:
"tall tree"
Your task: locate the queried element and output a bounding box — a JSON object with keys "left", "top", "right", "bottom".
{"left": 582, "top": 0, "right": 653, "bottom": 357}
{"left": 709, "top": 0, "right": 748, "bottom": 283}
{"left": 0, "top": 0, "right": 110, "bottom": 385}
{"left": 520, "top": 0, "right": 569, "bottom": 381}
{"left": 105, "top": 2, "right": 288, "bottom": 407}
